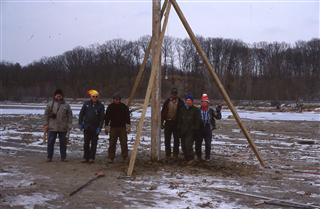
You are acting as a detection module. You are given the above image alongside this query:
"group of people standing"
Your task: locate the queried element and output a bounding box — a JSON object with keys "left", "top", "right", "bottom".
{"left": 161, "top": 88, "right": 221, "bottom": 163}
{"left": 44, "top": 89, "right": 130, "bottom": 163}
{"left": 44, "top": 87, "right": 221, "bottom": 164}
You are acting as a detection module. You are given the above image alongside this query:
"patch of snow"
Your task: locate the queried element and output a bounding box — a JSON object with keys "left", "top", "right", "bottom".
{"left": 0, "top": 146, "right": 46, "bottom": 153}
{"left": 232, "top": 129, "right": 241, "bottom": 133}
{"left": 6, "top": 193, "right": 59, "bottom": 209}
{"left": 250, "top": 130, "right": 269, "bottom": 136}
{"left": 124, "top": 172, "right": 253, "bottom": 209}
{"left": 223, "top": 110, "right": 320, "bottom": 122}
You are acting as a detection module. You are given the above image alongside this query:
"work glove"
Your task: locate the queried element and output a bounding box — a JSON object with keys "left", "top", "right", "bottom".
{"left": 43, "top": 125, "right": 48, "bottom": 132}
{"left": 126, "top": 124, "right": 131, "bottom": 133}
{"left": 216, "top": 104, "right": 222, "bottom": 112}
{"left": 66, "top": 131, "right": 70, "bottom": 140}
{"left": 66, "top": 131, "right": 70, "bottom": 145}
{"left": 105, "top": 126, "right": 110, "bottom": 135}
{"left": 79, "top": 123, "right": 84, "bottom": 131}
{"left": 96, "top": 128, "right": 101, "bottom": 135}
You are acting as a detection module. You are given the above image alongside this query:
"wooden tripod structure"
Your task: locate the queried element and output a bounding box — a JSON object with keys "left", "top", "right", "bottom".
{"left": 127, "top": 0, "right": 266, "bottom": 176}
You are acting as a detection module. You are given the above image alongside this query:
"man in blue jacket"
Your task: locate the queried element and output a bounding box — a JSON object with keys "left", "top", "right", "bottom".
{"left": 79, "top": 89, "right": 105, "bottom": 163}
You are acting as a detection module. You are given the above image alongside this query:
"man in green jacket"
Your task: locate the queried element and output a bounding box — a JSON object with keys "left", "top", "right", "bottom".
{"left": 44, "top": 89, "right": 73, "bottom": 162}
{"left": 177, "top": 94, "right": 201, "bottom": 162}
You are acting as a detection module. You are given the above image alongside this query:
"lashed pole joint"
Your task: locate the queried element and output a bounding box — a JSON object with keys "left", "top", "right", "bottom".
{"left": 126, "top": 0, "right": 169, "bottom": 107}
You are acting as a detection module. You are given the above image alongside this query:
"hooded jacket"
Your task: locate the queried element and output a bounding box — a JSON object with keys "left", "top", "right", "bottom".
{"left": 44, "top": 100, "right": 73, "bottom": 132}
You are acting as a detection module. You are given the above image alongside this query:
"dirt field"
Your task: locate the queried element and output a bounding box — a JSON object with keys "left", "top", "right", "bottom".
{"left": 0, "top": 106, "right": 319, "bottom": 209}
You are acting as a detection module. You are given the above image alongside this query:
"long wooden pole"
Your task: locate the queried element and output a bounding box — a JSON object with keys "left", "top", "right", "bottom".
{"left": 151, "top": 0, "right": 162, "bottom": 161}
{"left": 127, "top": 2, "right": 172, "bottom": 176}
{"left": 126, "top": 0, "right": 169, "bottom": 107}
{"left": 170, "top": 0, "right": 265, "bottom": 167}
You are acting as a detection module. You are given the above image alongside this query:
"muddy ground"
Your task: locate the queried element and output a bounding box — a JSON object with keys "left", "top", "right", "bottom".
{"left": 0, "top": 111, "right": 319, "bottom": 209}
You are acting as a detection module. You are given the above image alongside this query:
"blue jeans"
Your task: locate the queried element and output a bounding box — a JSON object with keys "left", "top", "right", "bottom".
{"left": 47, "top": 131, "right": 67, "bottom": 160}
{"left": 195, "top": 124, "right": 212, "bottom": 159}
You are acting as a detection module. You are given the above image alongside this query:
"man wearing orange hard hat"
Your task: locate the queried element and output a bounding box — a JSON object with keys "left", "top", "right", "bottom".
{"left": 195, "top": 93, "right": 222, "bottom": 161}
{"left": 79, "top": 89, "right": 105, "bottom": 163}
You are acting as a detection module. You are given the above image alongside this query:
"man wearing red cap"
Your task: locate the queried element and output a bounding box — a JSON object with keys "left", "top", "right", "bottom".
{"left": 195, "top": 93, "right": 222, "bottom": 161}
{"left": 79, "top": 89, "right": 105, "bottom": 163}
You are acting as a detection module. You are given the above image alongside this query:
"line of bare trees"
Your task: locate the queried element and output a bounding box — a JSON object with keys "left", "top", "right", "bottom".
{"left": 0, "top": 36, "right": 319, "bottom": 101}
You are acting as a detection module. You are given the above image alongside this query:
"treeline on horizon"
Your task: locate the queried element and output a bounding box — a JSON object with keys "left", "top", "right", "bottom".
{"left": 0, "top": 36, "right": 319, "bottom": 101}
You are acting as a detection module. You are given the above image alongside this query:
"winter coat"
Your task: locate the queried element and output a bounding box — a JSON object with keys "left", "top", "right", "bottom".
{"left": 79, "top": 100, "right": 105, "bottom": 131}
{"left": 200, "top": 107, "right": 222, "bottom": 130}
{"left": 44, "top": 100, "right": 73, "bottom": 132}
{"left": 105, "top": 102, "right": 130, "bottom": 128}
{"left": 177, "top": 105, "right": 201, "bottom": 136}
{"left": 161, "top": 97, "right": 185, "bottom": 125}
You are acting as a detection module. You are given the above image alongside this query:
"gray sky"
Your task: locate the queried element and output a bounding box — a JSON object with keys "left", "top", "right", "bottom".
{"left": 1, "top": 0, "right": 319, "bottom": 66}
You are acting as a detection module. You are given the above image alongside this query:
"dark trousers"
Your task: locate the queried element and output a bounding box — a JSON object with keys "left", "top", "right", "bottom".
{"left": 47, "top": 131, "right": 67, "bottom": 160}
{"left": 181, "top": 130, "right": 195, "bottom": 161}
{"left": 195, "top": 124, "right": 212, "bottom": 159}
{"left": 83, "top": 129, "right": 98, "bottom": 160}
{"left": 164, "top": 120, "right": 180, "bottom": 157}
{"left": 108, "top": 127, "right": 128, "bottom": 160}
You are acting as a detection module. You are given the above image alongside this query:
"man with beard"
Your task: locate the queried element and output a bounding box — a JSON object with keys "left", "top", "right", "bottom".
{"left": 44, "top": 89, "right": 73, "bottom": 162}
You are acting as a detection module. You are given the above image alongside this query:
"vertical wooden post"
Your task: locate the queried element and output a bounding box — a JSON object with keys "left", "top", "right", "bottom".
{"left": 127, "top": 2, "right": 172, "bottom": 176}
{"left": 170, "top": 0, "right": 265, "bottom": 167}
{"left": 151, "top": 0, "right": 162, "bottom": 161}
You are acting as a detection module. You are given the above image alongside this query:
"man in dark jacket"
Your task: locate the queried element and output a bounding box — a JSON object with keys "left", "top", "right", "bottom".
{"left": 104, "top": 94, "right": 130, "bottom": 163}
{"left": 79, "top": 89, "right": 105, "bottom": 163}
{"left": 177, "top": 94, "right": 201, "bottom": 162}
{"left": 44, "top": 89, "right": 73, "bottom": 162}
{"left": 195, "top": 93, "right": 222, "bottom": 161}
{"left": 161, "top": 88, "right": 185, "bottom": 159}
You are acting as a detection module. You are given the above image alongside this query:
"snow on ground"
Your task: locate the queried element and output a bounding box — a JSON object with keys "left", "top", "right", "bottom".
{"left": 6, "top": 193, "right": 60, "bottom": 209}
{"left": 123, "top": 170, "right": 252, "bottom": 209}
{"left": 0, "top": 165, "right": 59, "bottom": 209}
{"left": 1, "top": 104, "right": 319, "bottom": 121}
{"left": 1, "top": 103, "right": 319, "bottom": 208}
{"left": 222, "top": 110, "right": 319, "bottom": 121}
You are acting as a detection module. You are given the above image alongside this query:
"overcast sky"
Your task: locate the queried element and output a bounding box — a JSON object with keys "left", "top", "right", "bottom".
{"left": 1, "top": 0, "right": 319, "bottom": 66}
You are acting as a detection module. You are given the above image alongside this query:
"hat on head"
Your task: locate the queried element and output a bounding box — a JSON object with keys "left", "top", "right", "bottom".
{"left": 185, "top": 93, "right": 194, "bottom": 101}
{"left": 88, "top": 89, "right": 99, "bottom": 97}
{"left": 112, "top": 93, "right": 121, "bottom": 100}
{"left": 201, "top": 93, "right": 209, "bottom": 102}
{"left": 171, "top": 88, "right": 178, "bottom": 95}
{"left": 54, "top": 89, "right": 64, "bottom": 96}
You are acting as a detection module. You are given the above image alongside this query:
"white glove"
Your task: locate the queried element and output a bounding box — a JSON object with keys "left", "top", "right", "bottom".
{"left": 105, "top": 126, "right": 110, "bottom": 134}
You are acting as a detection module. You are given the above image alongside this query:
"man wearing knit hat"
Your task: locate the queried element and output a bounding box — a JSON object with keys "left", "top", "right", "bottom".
{"left": 79, "top": 89, "right": 105, "bottom": 163}
{"left": 176, "top": 93, "right": 201, "bottom": 162}
{"left": 44, "top": 89, "right": 73, "bottom": 162}
{"left": 161, "top": 88, "right": 185, "bottom": 160}
{"left": 104, "top": 93, "right": 131, "bottom": 163}
{"left": 195, "top": 93, "right": 222, "bottom": 161}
